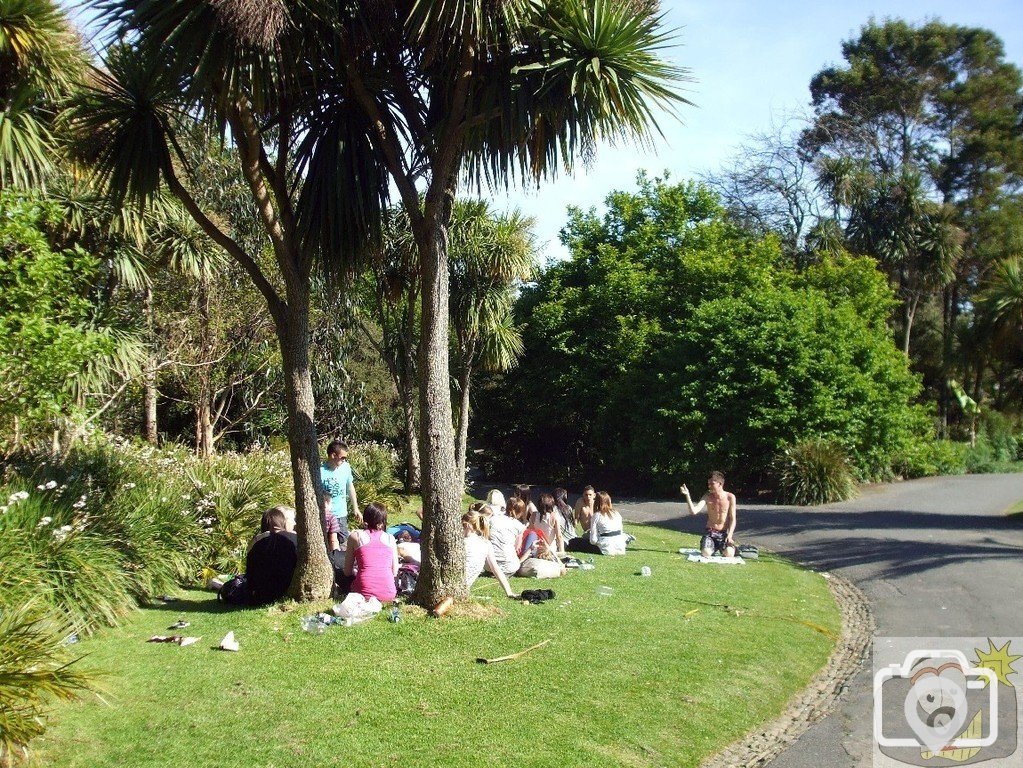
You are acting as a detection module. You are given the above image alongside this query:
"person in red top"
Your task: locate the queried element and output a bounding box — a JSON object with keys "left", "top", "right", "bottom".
{"left": 343, "top": 502, "right": 399, "bottom": 602}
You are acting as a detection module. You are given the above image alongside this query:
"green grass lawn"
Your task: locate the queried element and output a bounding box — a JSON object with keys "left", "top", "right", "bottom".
{"left": 36, "top": 524, "right": 840, "bottom": 768}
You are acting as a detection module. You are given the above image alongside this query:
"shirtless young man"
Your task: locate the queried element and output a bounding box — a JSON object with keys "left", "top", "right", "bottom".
{"left": 573, "top": 485, "right": 596, "bottom": 536}
{"left": 680, "top": 471, "right": 737, "bottom": 557}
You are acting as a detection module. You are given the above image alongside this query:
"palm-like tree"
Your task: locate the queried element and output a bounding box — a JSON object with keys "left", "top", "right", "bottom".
{"left": 449, "top": 201, "right": 535, "bottom": 483}
{"left": 978, "top": 257, "right": 1023, "bottom": 408}
{"left": 821, "top": 163, "right": 963, "bottom": 355}
{"left": 0, "top": 0, "right": 82, "bottom": 188}
{"left": 73, "top": 0, "right": 688, "bottom": 603}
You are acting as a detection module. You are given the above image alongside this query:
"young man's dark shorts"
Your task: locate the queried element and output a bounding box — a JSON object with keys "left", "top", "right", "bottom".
{"left": 700, "top": 528, "right": 730, "bottom": 555}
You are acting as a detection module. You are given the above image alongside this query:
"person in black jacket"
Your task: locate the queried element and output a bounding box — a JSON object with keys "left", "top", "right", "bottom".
{"left": 245, "top": 506, "right": 298, "bottom": 606}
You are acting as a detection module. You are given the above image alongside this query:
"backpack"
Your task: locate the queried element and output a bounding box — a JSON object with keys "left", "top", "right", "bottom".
{"left": 218, "top": 574, "right": 251, "bottom": 606}
{"left": 395, "top": 563, "right": 419, "bottom": 598}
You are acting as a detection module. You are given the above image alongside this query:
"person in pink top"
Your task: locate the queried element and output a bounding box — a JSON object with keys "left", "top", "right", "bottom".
{"left": 342, "top": 502, "right": 399, "bottom": 602}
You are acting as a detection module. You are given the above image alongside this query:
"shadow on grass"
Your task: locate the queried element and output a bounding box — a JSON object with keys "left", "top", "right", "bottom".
{"left": 142, "top": 596, "right": 248, "bottom": 615}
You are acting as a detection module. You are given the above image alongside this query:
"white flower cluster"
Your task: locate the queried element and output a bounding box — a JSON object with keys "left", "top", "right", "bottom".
{"left": 2, "top": 490, "right": 30, "bottom": 513}
{"left": 36, "top": 480, "right": 58, "bottom": 491}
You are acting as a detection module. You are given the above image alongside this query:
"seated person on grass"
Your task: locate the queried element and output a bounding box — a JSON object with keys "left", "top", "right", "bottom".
{"left": 463, "top": 508, "right": 518, "bottom": 598}
{"left": 510, "top": 498, "right": 565, "bottom": 577}
{"left": 246, "top": 506, "right": 298, "bottom": 606}
{"left": 573, "top": 485, "right": 596, "bottom": 537}
{"left": 486, "top": 498, "right": 525, "bottom": 577}
{"left": 588, "top": 491, "right": 629, "bottom": 556}
{"left": 343, "top": 502, "right": 399, "bottom": 602}
{"left": 681, "top": 470, "right": 737, "bottom": 558}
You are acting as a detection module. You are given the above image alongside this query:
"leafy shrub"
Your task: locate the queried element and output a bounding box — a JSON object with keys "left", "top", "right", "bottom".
{"left": 897, "top": 438, "right": 969, "bottom": 479}
{"left": 349, "top": 441, "right": 402, "bottom": 515}
{"left": 964, "top": 436, "right": 1023, "bottom": 475}
{"left": 0, "top": 601, "right": 93, "bottom": 766}
{"left": 978, "top": 411, "right": 1022, "bottom": 463}
{"left": 773, "top": 438, "right": 858, "bottom": 506}
{"left": 2, "top": 436, "right": 296, "bottom": 622}
{"left": 0, "top": 489, "right": 136, "bottom": 633}
{"left": 474, "top": 179, "right": 927, "bottom": 493}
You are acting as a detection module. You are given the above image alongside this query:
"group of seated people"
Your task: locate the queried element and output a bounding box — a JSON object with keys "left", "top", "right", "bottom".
{"left": 239, "top": 484, "right": 632, "bottom": 607}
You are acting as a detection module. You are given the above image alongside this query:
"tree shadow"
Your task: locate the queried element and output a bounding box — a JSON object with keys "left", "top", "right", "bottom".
{"left": 643, "top": 507, "right": 1023, "bottom": 581}
{"left": 141, "top": 596, "right": 253, "bottom": 615}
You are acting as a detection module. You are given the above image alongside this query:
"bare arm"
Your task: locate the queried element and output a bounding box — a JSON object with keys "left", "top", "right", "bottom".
{"left": 486, "top": 550, "right": 518, "bottom": 598}
{"left": 680, "top": 484, "right": 707, "bottom": 516}
{"left": 589, "top": 514, "right": 599, "bottom": 545}
{"left": 329, "top": 531, "right": 340, "bottom": 551}
{"left": 726, "top": 494, "right": 737, "bottom": 542}
{"left": 342, "top": 533, "right": 358, "bottom": 576}
{"left": 348, "top": 481, "right": 361, "bottom": 525}
{"left": 390, "top": 536, "right": 399, "bottom": 576}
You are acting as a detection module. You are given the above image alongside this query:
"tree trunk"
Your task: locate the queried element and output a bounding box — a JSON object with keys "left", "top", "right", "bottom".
{"left": 455, "top": 364, "right": 471, "bottom": 484}
{"left": 413, "top": 197, "right": 466, "bottom": 606}
{"left": 400, "top": 381, "right": 420, "bottom": 491}
{"left": 194, "top": 276, "right": 214, "bottom": 457}
{"left": 143, "top": 286, "right": 159, "bottom": 444}
{"left": 902, "top": 294, "right": 916, "bottom": 357}
{"left": 195, "top": 399, "right": 215, "bottom": 458}
{"left": 279, "top": 295, "right": 333, "bottom": 601}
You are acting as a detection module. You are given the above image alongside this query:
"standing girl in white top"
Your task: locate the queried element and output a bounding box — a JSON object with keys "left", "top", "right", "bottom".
{"left": 589, "top": 491, "right": 628, "bottom": 556}
{"left": 463, "top": 508, "right": 518, "bottom": 598}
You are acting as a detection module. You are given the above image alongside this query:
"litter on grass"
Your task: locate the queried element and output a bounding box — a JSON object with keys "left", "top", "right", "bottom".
{"left": 476, "top": 639, "right": 551, "bottom": 664}
{"left": 219, "top": 631, "right": 239, "bottom": 651}
{"left": 147, "top": 635, "right": 201, "bottom": 646}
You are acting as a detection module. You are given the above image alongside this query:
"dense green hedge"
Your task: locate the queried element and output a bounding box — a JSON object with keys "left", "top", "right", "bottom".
{"left": 474, "top": 177, "right": 928, "bottom": 493}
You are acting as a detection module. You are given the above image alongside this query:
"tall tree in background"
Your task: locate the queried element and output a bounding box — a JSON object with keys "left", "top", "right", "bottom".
{"left": 448, "top": 201, "right": 534, "bottom": 483}
{"left": 802, "top": 18, "right": 1023, "bottom": 422}
{"left": 354, "top": 206, "right": 423, "bottom": 492}
{"left": 72, "top": 0, "right": 687, "bottom": 604}
{"left": 69, "top": 19, "right": 387, "bottom": 600}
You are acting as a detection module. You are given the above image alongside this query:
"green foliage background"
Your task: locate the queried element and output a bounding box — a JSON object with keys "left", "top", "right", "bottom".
{"left": 0, "top": 192, "right": 116, "bottom": 444}
{"left": 475, "top": 177, "right": 927, "bottom": 492}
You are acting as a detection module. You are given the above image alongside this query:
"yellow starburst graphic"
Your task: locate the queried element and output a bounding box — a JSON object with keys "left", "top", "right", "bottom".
{"left": 973, "top": 638, "right": 1020, "bottom": 687}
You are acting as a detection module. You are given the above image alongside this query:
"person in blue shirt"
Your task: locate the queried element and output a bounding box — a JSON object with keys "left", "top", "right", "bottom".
{"left": 320, "top": 440, "right": 361, "bottom": 543}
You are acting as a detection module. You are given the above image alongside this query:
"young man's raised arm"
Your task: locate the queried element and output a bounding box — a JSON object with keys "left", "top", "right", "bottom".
{"left": 680, "top": 484, "right": 707, "bottom": 516}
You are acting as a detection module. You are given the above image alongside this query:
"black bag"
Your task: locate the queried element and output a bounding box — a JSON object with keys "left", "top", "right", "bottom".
{"left": 218, "top": 574, "right": 251, "bottom": 606}
{"left": 520, "top": 588, "right": 555, "bottom": 604}
{"left": 395, "top": 563, "right": 419, "bottom": 598}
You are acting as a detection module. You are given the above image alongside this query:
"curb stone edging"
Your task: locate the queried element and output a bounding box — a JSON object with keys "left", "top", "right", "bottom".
{"left": 700, "top": 571, "right": 875, "bottom": 768}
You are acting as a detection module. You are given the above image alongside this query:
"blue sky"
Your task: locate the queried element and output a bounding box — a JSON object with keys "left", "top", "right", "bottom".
{"left": 492, "top": 0, "right": 1023, "bottom": 260}
{"left": 63, "top": 1, "right": 1022, "bottom": 261}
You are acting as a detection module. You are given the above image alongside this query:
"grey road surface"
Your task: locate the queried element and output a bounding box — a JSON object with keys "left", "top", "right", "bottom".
{"left": 615, "top": 474, "right": 1023, "bottom": 767}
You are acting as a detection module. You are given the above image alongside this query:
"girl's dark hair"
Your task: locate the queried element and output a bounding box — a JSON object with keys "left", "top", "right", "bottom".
{"left": 260, "top": 507, "right": 286, "bottom": 533}
{"left": 553, "top": 487, "right": 571, "bottom": 514}
{"left": 553, "top": 487, "right": 573, "bottom": 528}
{"left": 515, "top": 484, "right": 532, "bottom": 506}
{"left": 362, "top": 502, "right": 388, "bottom": 530}
{"left": 507, "top": 498, "right": 527, "bottom": 522}
{"left": 539, "top": 493, "right": 555, "bottom": 519}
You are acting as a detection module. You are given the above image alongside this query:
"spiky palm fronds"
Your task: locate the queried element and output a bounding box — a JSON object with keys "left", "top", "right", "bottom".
{"left": 0, "top": 0, "right": 84, "bottom": 187}
{"left": 0, "top": 600, "right": 94, "bottom": 765}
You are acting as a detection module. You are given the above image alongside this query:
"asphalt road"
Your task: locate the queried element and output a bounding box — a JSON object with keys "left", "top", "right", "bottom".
{"left": 614, "top": 474, "right": 1023, "bottom": 767}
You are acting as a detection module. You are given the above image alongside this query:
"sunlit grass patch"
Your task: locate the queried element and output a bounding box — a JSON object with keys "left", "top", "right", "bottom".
{"left": 36, "top": 524, "right": 840, "bottom": 768}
